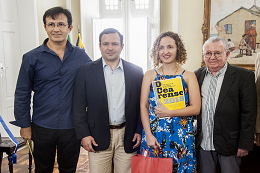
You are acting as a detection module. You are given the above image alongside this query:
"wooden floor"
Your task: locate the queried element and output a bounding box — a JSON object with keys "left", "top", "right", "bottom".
{"left": 2, "top": 145, "right": 260, "bottom": 173}
{"left": 1, "top": 147, "right": 89, "bottom": 173}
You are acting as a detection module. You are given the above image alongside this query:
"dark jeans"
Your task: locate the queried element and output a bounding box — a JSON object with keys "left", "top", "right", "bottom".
{"left": 32, "top": 123, "right": 81, "bottom": 173}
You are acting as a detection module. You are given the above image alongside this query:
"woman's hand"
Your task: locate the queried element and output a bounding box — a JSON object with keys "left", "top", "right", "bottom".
{"left": 154, "top": 101, "right": 171, "bottom": 117}
{"left": 146, "top": 133, "right": 160, "bottom": 149}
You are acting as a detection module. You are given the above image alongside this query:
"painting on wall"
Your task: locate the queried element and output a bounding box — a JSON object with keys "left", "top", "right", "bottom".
{"left": 202, "top": 0, "right": 260, "bottom": 70}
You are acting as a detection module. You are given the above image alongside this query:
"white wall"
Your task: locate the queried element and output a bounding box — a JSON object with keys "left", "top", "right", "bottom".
{"left": 17, "top": 0, "right": 39, "bottom": 55}
{"left": 161, "top": 0, "right": 204, "bottom": 71}
{"left": 70, "top": 0, "right": 81, "bottom": 45}
{"left": 178, "top": 0, "right": 204, "bottom": 71}
{"left": 160, "top": 0, "right": 174, "bottom": 32}
{"left": 80, "top": 0, "right": 100, "bottom": 59}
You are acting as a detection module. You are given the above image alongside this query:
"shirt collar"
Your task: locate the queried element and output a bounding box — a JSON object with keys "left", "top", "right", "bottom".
{"left": 39, "top": 38, "right": 73, "bottom": 53}
{"left": 206, "top": 62, "right": 228, "bottom": 77}
{"left": 102, "top": 58, "right": 124, "bottom": 71}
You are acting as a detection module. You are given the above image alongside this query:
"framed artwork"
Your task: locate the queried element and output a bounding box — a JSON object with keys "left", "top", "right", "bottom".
{"left": 202, "top": 0, "right": 260, "bottom": 71}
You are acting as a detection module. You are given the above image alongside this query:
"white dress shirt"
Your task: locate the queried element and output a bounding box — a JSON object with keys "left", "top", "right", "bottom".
{"left": 102, "top": 58, "right": 126, "bottom": 125}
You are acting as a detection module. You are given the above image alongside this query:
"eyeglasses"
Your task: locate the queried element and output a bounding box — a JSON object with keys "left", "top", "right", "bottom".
{"left": 46, "top": 22, "right": 68, "bottom": 29}
{"left": 204, "top": 51, "right": 223, "bottom": 58}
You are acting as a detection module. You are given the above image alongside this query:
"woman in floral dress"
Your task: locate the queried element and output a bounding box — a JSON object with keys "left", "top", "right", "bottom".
{"left": 140, "top": 31, "right": 201, "bottom": 173}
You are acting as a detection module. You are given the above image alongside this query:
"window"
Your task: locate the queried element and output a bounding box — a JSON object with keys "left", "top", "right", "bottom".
{"left": 94, "top": 0, "right": 159, "bottom": 71}
{"left": 224, "top": 24, "right": 232, "bottom": 34}
{"left": 134, "top": 0, "right": 149, "bottom": 9}
{"left": 245, "top": 20, "right": 256, "bottom": 34}
{"left": 105, "top": 0, "right": 119, "bottom": 10}
{"left": 128, "top": 18, "right": 148, "bottom": 71}
{"left": 100, "top": 0, "right": 122, "bottom": 15}
{"left": 130, "top": 0, "right": 153, "bottom": 17}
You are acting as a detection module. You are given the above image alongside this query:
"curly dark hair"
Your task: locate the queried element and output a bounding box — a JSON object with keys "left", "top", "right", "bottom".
{"left": 151, "top": 31, "right": 187, "bottom": 68}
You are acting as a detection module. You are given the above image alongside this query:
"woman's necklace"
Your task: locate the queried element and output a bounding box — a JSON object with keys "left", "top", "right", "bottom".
{"left": 159, "top": 66, "right": 179, "bottom": 80}
{"left": 162, "top": 65, "right": 179, "bottom": 75}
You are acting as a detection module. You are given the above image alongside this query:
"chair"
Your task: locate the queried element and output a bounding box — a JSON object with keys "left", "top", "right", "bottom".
{"left": 0, "top": 137, "right": 32, "bottom": 173}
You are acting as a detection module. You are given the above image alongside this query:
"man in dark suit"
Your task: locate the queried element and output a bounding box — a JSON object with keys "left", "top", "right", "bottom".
{"left": 72, "top": 28, "right": 143, "bottom": 173}
{"left": 195, "top": 36, "right": 256, "bottom": 173}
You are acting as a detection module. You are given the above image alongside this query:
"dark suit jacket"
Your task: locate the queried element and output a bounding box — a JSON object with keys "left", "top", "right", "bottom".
{"left": 72, "top": 58, "right": 143, "bottom": 153}
{"left": 195, "top": 63, "right": 257, "bottom": 156}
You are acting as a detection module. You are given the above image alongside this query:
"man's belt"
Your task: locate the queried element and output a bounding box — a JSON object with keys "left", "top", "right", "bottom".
{"left": 110, "top": 122, "right": 126, "bottom": 129}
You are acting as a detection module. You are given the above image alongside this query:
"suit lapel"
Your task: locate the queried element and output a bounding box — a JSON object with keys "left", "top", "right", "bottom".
{"left": 92, "top": 58, "right": 108, "bottom": 101}
{"left": 198, "top": 67, "right": 207, "bottom": 89}
{"left": 215, "top": 64, "right": 235, "bottom": 112}
{"left": 122, "top": 59, "right": 132, "bottom": 107}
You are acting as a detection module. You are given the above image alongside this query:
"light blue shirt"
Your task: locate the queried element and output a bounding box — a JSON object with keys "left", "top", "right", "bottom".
{"left": 102, "top": 58, "right": 126, "bottom": 125}
{"left": 201, "top": 62, "right": 228, "bottom": 150}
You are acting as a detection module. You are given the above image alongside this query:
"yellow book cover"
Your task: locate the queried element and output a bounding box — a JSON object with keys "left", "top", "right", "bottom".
{"left": 152, "top": 77, "right": 186, "bottom": 110}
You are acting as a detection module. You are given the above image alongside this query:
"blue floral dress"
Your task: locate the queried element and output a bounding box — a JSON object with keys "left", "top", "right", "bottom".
{"left": 140, "top": 69, "right": 197, "bottom": 173}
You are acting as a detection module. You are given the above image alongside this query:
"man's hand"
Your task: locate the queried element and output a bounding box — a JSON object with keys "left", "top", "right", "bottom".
{"left": 255, "top": 133, "right": 260, "bottom": 146}
{"left": 132, "top": 133, "right": 141, "bottom": 149}
{"left": 81, "top": 136, "right": 98, "bottom": 152}
{"left": 20, "top": 127, "right": 32, "bottom": 142}
{"left": 237, "top": 148, "right": 249, "bottom": 157}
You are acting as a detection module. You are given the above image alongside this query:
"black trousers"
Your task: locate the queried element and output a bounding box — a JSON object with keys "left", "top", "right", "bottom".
{"left": 31, "top": 123, "right": 81, "bottom": 173}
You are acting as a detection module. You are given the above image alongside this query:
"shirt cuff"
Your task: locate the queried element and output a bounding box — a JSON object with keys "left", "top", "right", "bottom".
{"left": 9, "top": 120, "right": 31, "bottom": 128}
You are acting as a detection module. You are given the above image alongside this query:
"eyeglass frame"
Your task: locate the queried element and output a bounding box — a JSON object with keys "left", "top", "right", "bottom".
{"left": 203, "top": 51, "right": 227, "bottom": 59}
{"left": 45, "top": 22, "right": 69, "bottom": 29}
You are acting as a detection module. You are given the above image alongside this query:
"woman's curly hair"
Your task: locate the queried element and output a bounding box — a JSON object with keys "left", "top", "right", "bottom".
{"left": 151, "top": 31, "right": 187, "bottom": 68}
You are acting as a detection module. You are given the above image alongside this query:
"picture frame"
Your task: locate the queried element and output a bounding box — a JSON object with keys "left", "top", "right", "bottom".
{"left": 202, "top": 0, "right": 259, "bottom": 71}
